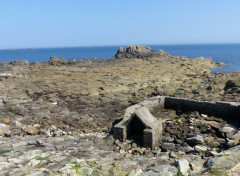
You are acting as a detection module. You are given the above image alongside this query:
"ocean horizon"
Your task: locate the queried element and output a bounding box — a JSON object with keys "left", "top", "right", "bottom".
{"left": 0, "top": 44, "right": 240, "bottom": 73}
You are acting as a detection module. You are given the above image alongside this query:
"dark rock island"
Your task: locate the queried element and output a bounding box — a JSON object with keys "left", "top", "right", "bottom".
{"left": 113, "top": 45, "right": 170, "bottom": 59}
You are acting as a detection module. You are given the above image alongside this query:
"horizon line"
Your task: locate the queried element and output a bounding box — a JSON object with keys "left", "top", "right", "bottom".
{"left": 1, "top": 42, "right": 240, "bottom": 50}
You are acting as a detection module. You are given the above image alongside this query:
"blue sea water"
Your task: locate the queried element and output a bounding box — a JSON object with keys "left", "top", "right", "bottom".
{"left": 0, "top": 44, "right": 239, "bottom": 73}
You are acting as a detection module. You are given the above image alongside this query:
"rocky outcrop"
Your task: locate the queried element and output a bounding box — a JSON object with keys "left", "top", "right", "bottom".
{"left": 113, "top": 45, "right": 169, "bottom": 59}
{"left": 224, "top": 80, "right": 240, "bottom": 94}
{"left": 48, "top": 56, "right": 67, "bottom": 66}
{"left": 10, "top": 60, "right": 29, "bottom": 66}
{"left": 0, "top": 62, "right": 11, "bottom": 72}
{"left": 49, "top": 56, "right": 65, "bottom": 62}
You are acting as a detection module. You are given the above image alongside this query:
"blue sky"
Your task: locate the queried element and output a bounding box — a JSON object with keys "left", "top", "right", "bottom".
{"left": 1, "top": 0, "right": 240, "bottom": 49}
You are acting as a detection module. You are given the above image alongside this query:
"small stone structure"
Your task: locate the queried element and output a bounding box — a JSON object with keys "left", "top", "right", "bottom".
{"left": 114, "top": 96, "right": 240, "bottom": 149}
{"left": 114, "top": 107, "right": 162, "bottom": 149}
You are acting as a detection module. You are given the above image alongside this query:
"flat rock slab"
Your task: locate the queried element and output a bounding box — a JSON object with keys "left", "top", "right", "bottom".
{"left": 0, "top": 135, "right": 176, "bottom": 175}
{"left": 176, "top": 158, "right": 190, "bottom": 176}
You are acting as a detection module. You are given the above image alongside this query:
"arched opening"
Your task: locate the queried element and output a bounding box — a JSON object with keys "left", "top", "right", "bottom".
{"left": 127, "top": 115, "right": 147, "bottom": 146}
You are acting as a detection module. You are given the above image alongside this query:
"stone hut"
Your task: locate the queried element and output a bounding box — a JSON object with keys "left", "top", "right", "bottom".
{"left": 114, "top": 107, "right": 162, "bottom": 149}
{"left": 114, "top": 95, "right": 240, "bottom": 150}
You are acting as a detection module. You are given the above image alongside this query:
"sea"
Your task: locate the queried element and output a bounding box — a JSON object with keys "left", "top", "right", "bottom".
{"left": 0, "top": 44, "right": 240, "bottom": 73}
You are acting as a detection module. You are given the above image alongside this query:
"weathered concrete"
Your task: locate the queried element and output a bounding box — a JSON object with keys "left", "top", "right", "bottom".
{"left": 164, "top": 96, "right": 240, "bottom": 120}
{"left": 114, "top": 96, "right": 240, "bottom": 149}
{"left": 114, "top": 107, "right": 162, "bottom": 149}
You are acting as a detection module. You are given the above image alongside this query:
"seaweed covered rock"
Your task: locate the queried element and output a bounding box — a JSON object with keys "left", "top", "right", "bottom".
{"left": 224, "top": 80, "right": 240, "bottom": 94}
{"left": 113, "top": 45, "right": 169, "bottom": 59}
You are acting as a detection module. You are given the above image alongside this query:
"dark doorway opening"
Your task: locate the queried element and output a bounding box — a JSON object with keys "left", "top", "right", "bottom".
{"left": 127, "top": 115, "right": 146, "bottom": 146}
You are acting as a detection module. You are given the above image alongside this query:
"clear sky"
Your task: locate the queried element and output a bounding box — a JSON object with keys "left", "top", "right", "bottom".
{"left": 1, "top": 0, "right": 240, "bottom": 49}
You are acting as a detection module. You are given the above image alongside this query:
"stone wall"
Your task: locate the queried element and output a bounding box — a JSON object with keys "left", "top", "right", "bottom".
{"left": 114, "top": 96, "right": 240, "bottom": 149}
{"left": 164, "top": 97, "right": 240, "bottom": 120}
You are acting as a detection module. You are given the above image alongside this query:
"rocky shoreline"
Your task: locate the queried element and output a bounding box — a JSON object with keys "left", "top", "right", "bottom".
{"left": 0, "top": 45, "right": 239, "bottom": 175}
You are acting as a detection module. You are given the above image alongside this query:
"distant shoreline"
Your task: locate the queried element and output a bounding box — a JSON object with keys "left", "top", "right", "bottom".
{"left": 1, "top": 43, "right": 240, "bottom": 51}
{"left": 0, "top": 44, "right": 239, "bottom": 73}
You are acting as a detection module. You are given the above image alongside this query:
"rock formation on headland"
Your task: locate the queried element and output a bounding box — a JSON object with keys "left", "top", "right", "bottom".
{"left": 0, "top": 46, "right": 239, "bottom": 175}
{"left": 113, "top": 45, "right": 170, "bottom": 59}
